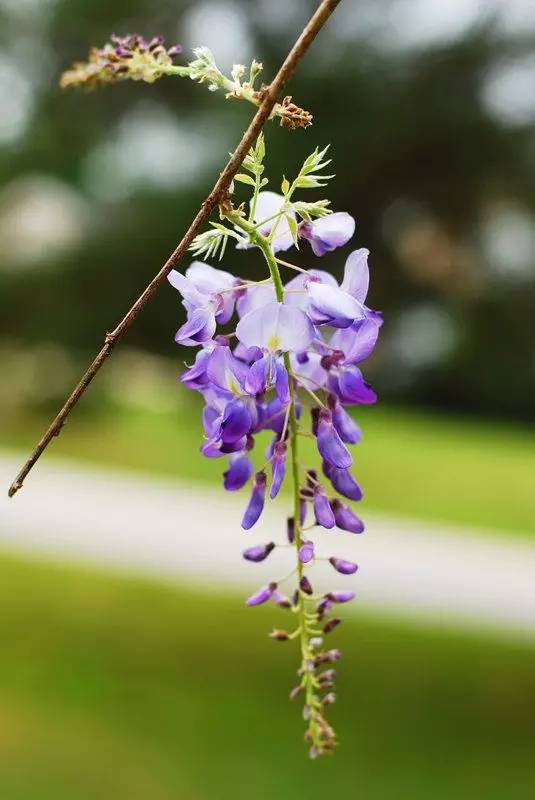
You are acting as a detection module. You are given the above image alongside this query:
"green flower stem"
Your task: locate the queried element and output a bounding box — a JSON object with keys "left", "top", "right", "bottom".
{"left": 160, "top": 65, "right": 297, "bottom": 126}
{"left": 226, "top": 208, "right": 325, "bottom": 750}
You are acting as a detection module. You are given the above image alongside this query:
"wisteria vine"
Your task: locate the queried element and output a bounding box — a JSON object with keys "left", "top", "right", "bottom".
{"left": 170, "top": 135, "right": 382, "bottom": 757}
{"left": 14, "top": 13, "right": 380, "bottom": 758}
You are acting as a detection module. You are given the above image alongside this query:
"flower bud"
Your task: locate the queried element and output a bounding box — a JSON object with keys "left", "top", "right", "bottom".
{"left": 323, "top": 617, "right": 342, "bottom": 634}
{"left": 241, "top": 470, "right": 267, "bottom": 530}
{"left": 319, "top": 669, "right": 337, "bottom": 682}
{"left": 289, "top": 685, "right": 303, "bottom": 700}
{"left": 313, "top": 485, "right": 335, "bottom": 529}
{"left": 269, "top": 629, "right": 289, "bottom": 641}
{"left": 246, "top": 581, "right": 277, "bottom": 607}
{"left": 299, "top": 541, "right": 315, "bottom": 564}
{"left": 272, "top": 591, "right": 292, "bottom": 609}
{"left": 311, "top": 406, "right": 320, "bottom": 437}
{"left": 270, "top": 440, "right": 287, "bottom": 499}
{"left": 242, "top": 542, "right": 275, "bottom": 562}
{"left": 287, "top": 516, "right": 295, "bottom": 544}
{"left": 300, "top": 575, "right": 313, "bottom": 595}
{"left": 326, "top": 590, "right": 356, "bottom": 604}
{"left": 316, "top": 408, "right": 352, "bottom": 469}
{"left": 330, "top": 499, "right": 364, "bottom": 534}
{"left": 329, "top": 556, "right": 358, "bottom": 575}
{"left": 315, "top": 649, "right": 341, "bottom": 664}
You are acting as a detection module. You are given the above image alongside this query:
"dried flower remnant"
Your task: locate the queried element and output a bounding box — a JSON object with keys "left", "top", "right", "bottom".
{"left": 60, "top": 38, "right": 312, "bottom": 128}
{"left": 169, "top": 135, "right": 383, "bottom": 757}
{"left": 60, "top": 34, "right": 184, "bottom": 89}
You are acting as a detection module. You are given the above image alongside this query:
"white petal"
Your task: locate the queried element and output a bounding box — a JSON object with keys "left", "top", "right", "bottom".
{"left": 340, "top": 248, "right": 370, "bottom": 303}
{"left": 168, "top": 269, "right": 205, "bottom": 307}
{"left": 186, "top": 260, "right": 235, "bottom": 294}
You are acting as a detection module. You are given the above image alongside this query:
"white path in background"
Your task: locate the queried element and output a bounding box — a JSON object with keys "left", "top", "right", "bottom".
{"left": 1, "top": 453, "right": 535, "bottom": 639}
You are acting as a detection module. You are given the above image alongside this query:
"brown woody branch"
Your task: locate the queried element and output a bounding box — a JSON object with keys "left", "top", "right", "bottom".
{"left": 8, "top": 0, "right": 342, "bottom": 498}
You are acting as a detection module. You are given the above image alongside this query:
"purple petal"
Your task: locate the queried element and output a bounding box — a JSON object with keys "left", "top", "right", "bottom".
{"left": 246, "top": 581, "right": 277, "bottom": 606}
{"left": 236, "top": 302, "right": 315, "bottom": 353}
{"left": 329, "top": 557, "right": 358, "bottom": 575}
{"left": 316, "top": 408, "right": 353, "bottom": 469}
{"left": 275, "top": 362, "right": 290, "bottom": 405}
{"left": 337, "top": 367, "right": 377, "bottom": 405}
{"left": 220, "top": 399, "right": 252, "bottom": 443}
{"left": 181, "top": 347, "right": 212, "bottom": 390}
{"left": 259, "top": 397, "right": 286, "bottom": 434}
{"left": 290, "top": 352, "right": 328, "bottom": 392}
{"left": 201, "top": 437, "right": 247, "bottom": 458}
{"left": 330, "top": 499, "right": 365, "bottom": 533}
{"left": 245, "top": 354, "right": 275, "bottom": 395}
{"left": 329, "top": 398, "right": 362, "bottom": 444}
{"left": 207, "top": 346, "right": 248, "bottom": 394}
{"left": 340, "top": 248, "right": 369, "bottom": 303}
{"left": 299, "top": 541, "right": 315, "bottom": 563}
{"left": 322, "top": 461, "right": 363, "bottom": 502}
{"left": 313, "top": 485, "right": 335, "bottom": 529}
{"left": 307, "top": 282, "right": 366, "bottom": 329}
{"left": 326, "top": 591, "right": 356, "bottom": 604}
{"left": 233, "top": 342, "right": 264, "bottom": 363}
{"left": 202, "top": 404, "right": 220, "bottom": 438}
{"left": 270, "top": 441, "right": 287, "bottom": 499}
{"left": 242, "top": 542, "right": 275, "bottom": 562}
{"left": 175, "top": 306, "right": 216, "bottom": 345}
{"left": 330, "top": 316, "right": 382, "bottom": 365}
{"left": 242, "top": 471, "right": 267, "bottom": 530}
{"left": 223, "top": 453, "right": 253, "bottom": 491}
{"left": 301, "top": 212, "right": 355, "bottom": 257}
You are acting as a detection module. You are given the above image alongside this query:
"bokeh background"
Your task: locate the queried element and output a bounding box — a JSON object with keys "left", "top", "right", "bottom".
{"left": 2, "top": 0, "right": 535, "bottom": 797}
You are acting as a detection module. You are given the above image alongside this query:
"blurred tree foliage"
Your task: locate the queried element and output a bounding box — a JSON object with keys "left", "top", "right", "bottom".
{"left": 1, "top": 0, "right": 535, "bottom": 419}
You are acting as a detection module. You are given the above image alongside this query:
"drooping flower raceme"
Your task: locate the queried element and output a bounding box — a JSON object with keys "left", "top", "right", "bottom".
{"left": 169, "top": 137, "right": 382, "bottom": 758}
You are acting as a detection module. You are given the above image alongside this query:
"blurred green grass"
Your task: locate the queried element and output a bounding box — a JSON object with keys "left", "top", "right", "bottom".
{"left": 0, "top": 551, "right": 534, "bottom": 799}
{"left": 5, "top": 401, "right": 535, "bottom": 535}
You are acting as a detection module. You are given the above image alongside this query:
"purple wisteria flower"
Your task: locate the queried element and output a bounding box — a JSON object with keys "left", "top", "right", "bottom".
{"left": 299, "top": 212, "right": 355, "bottom": 257}
{"left": 168, "top": 262, "right": 238, "bottom": 345}
{"left": 169, "top": 141, "right": 383, "bottom": 758}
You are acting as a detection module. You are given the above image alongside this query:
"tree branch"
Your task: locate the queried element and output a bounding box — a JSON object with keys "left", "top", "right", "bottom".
{"left": 8, "top": 0, "right": 342, "bottom": 498}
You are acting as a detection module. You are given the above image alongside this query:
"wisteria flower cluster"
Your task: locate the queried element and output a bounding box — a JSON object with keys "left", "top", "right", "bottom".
{"left": 60, "top": 35, "right": 312, "bottom": 129}
{"left": 170, "top": 136, "right": 382, "bottom": 757}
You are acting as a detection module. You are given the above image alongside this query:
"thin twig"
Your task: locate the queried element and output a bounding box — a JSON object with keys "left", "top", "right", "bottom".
{"left": 8, "top": 0, "right": 342, "bottom": 498}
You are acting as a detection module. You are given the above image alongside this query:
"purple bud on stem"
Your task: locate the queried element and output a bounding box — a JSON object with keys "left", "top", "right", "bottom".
{"left": 246, "top": 581, "right": 277, "bottom": 607}
{"left": 329, "top": 557, "right": 358, "bottom": 575}
{"left": 242, "top": 542, "right": 275, "bottom": 562}
{"left": 287, "top": 517, "right": 295, "bottom": 544}
{"left": 326, "top": 590, "right": 356, "bottom": 604}
{"left": 316, "top": 408, "right": 353, "bottom": 469}
{"left": 323, "top": 617, "right": 342, "bottom": 634}
{"left": 241, "top": 470, "right": 267, "bottom": 530}
{"left": 299, "top": 541, "right": 315, "bottom": 564}
{"left": 330, "top": 498, "right": 365, "bottom": 533}
{"left": 270, "top": 440, "right": 287, "bottom": 498}
{"left": 313, "top": 485, "right": 335, "bottom": 529}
